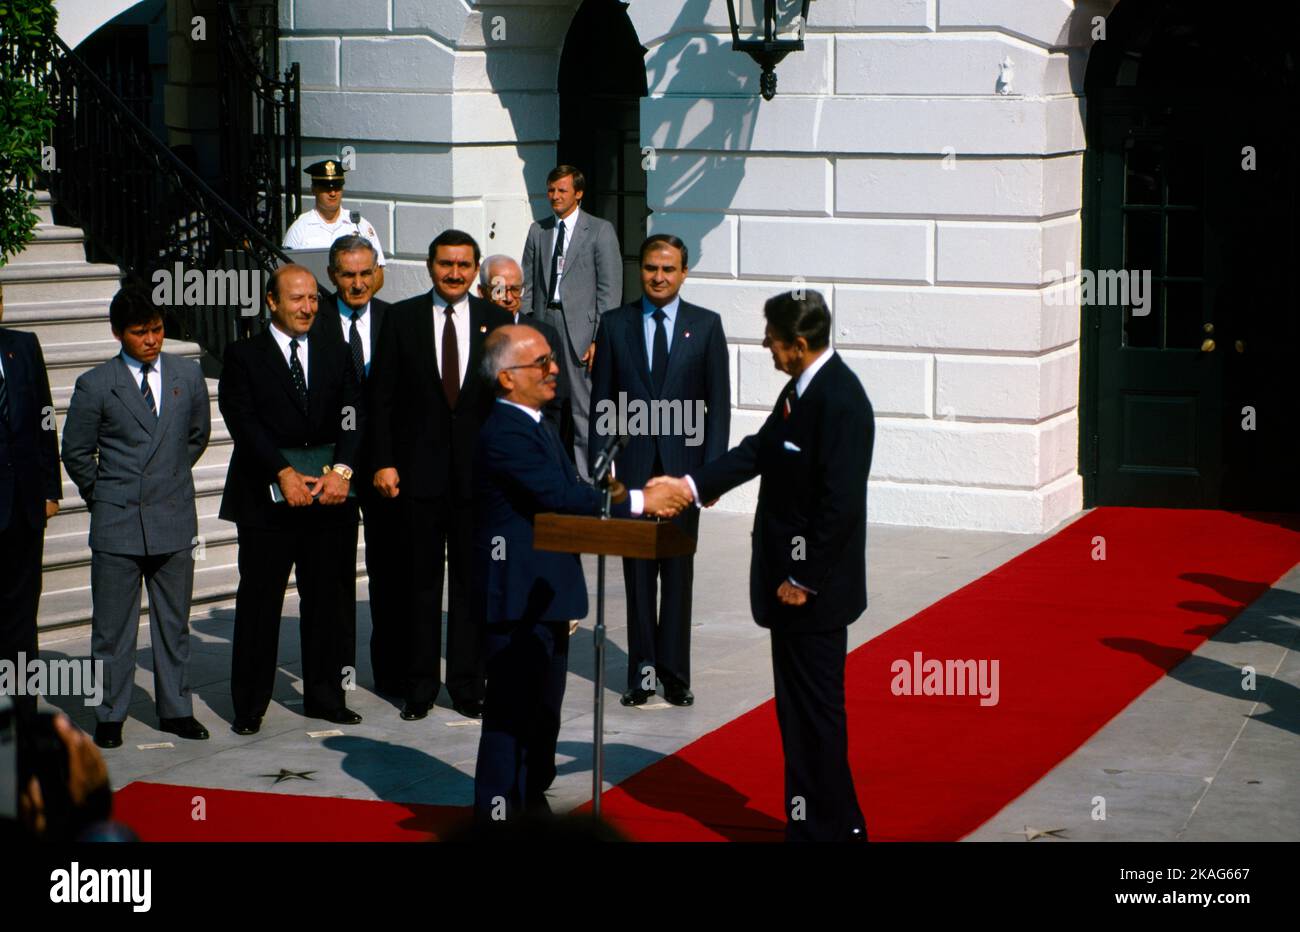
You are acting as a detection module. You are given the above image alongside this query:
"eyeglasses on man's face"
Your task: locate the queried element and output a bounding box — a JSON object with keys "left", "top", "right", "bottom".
{"left": 504, "top": 352, "right": 558, "bottom": 372}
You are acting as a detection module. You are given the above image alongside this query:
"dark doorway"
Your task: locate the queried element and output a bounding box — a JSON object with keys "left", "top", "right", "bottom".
{"left": 558, "top": 0, "right": 648, "bottom": 304}
{"left": 1082, "top": 0, "right": 1300, "bottom": 510}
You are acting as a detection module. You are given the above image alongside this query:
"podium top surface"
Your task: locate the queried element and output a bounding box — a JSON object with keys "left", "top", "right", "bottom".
{"left": 533, "top": 513, "right": 696, "bottom": 560}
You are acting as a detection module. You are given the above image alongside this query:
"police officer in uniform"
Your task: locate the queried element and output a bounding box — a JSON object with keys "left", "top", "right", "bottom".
{"left": 283, "top": 159, "right": 388, "bottom": 295}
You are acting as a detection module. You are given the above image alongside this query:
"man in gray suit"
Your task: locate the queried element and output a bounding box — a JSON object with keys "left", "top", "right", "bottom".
{"left": 521, "top": 165, "right": 623, "bottom": 477}
{"left": 61, "top": 284, "right": 212, "bottom": 749}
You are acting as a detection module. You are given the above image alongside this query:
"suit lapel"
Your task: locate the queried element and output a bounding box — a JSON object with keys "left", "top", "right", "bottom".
{"left": 141, "top": 355, "right": 183, "bottom": 464}
{"left": 628, "top": 302, "right": 654, "bottom": 396}
{"left": 419, "top": 292, "right": 448, "bottom": 408}
{"left": 1, "top": 333, "right": 28, "bottom": 431}
{"left": 369, "top": 300, "right": 386, "bottom": 360}
{"left": 261, "top": 328, "right": 307, "bottom": 415}
{"left": 110, "top": 356, "right": 158, "bottom": 436}
{"left": 660, "top": 302, "right": 698, "bottom": 395}
{"left": 466, "top": 297, "right": 492, "bottom": 391}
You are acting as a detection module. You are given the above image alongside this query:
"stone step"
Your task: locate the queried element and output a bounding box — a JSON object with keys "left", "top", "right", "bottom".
{"left": 0, "top": 299, "right": 113, "bottom": 346}
{"left": 0, "top": 259, "right": 121, "bottom": 304}
{"left": 34, "top": 191, "right": 54, "bottom": 226}
{"left": 36, "top": 542, "right": 368, "bottom": 633}
{"left": 41, "top": 339, "right": 205, "bottom": 390}
{"left": 5, "top": 224, "right": 88, "bottom": 265}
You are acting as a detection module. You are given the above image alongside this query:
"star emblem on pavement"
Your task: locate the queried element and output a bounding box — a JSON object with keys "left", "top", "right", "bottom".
{"left": 259, "top": 769, "right": 317, "bottom": 785}
{"left": 1011, "top": 825, "right": 1068, "bottom": 841}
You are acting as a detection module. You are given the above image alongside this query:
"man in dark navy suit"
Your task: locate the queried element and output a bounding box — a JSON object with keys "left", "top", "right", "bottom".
{"left": 471, "top": 325, "right": 689, "bottom": 823}
{"left": 589, "top": 234, "right": 730, "bottom": 707}
{"left": 310, "top": 235, "right": 402, "bottom": 697}
{"left": 653, "top": 290, "right": 873, "bottom": 842}
{"left": 0, "top": 324, "right": 61, "bottom": 694}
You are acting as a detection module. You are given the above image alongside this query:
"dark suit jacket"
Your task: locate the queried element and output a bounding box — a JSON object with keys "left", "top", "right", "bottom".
{"left": 217, "top": 326, "right": 365, "bottom": 529}
{"left": 61, "top": 352, "right": 210, "bottom": 555}
{"left": 0, "top": 327, "right": 60, "bottom": 531}
{"left": 311, "top": 293, "right": 390, "bottom": 491}
{"left": 692, "top": 353, "right": 873, "bottom": 632}
{"left": 473, "top": 401, "right": 630, "bottom": 625}
{"left": 368, "top": 291, "right": 512, "bottom": 501}
{"left": 588, "top": 299, "right": 730, "bottom": 485}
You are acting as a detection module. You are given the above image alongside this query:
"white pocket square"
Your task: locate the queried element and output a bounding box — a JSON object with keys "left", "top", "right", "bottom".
{"left": 783, "top": 441, "right": 802, "bottom": 452}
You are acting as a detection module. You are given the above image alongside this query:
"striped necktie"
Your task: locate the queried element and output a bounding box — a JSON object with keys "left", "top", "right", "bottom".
{"left": 0, "top": 367, "right": 10, "bottom": 426}
{"left": 140, "top": 362, "right": 158, "bottom": 417}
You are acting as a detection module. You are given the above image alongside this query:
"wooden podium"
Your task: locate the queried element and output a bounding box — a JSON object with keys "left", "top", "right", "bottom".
{"left": 534, "top": 513, "right": 696, "bottom": 816}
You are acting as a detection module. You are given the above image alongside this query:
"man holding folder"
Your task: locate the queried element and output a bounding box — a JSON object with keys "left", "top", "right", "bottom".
{"left": 218, "top": 264, "right": 365, "bottom": 734}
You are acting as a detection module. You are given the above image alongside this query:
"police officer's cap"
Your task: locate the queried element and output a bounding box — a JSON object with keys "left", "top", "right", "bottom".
{"left": 305, "top": 159, "right": 347, "bottom": 184}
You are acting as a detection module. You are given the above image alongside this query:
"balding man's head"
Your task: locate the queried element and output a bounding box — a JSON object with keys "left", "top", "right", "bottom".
{"left": 478, "top": 255, "right": 524, "bottom": 315}
{"left": 481, "top": 324, "right": 558, "bottom": 409}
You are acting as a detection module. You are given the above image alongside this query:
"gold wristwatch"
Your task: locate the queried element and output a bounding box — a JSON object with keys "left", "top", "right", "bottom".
{"left": 331, "top": 464, "right": 353, "bottom": 481}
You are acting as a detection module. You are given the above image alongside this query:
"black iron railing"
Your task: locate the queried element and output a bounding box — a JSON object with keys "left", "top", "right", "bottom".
{"left": 219, "top": 0, "right": 301, "bottom": 244}
{"left": 45, "top": 35, "right": 289, "bottom": 363}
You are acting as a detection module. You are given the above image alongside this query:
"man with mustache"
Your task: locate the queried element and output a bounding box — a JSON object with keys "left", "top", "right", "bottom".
{"left": 369, "top": 231, "right": 512, "bottom": 721}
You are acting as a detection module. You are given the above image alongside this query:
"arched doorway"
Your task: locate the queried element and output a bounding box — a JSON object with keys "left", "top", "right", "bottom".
{"left": 557, "top": 0, "right": 648, "bottom": 305}
{"left": 1081, "top": 0, "right": 1299, "bottom": 510}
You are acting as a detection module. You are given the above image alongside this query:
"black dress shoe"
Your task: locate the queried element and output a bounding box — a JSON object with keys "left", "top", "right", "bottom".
{"left": 304, "top": 706, "right": 362, "bottom": 725}
{"left": 663, "top": 683, "right": 694, "bottom": 707}
{"left": 620, "top": 688, "right": 655, "bottom": 707}
{"left": 400, "top": 702, "right": 430, "bottom": 721}
{"left": 452, "top": 699, "right": 483, "bottom": 719}
{"left": 158, "top": 716, "right": 210, "bottom": 740}
{"left": 231, "top": 716, "right": 262, "bottom": 736}
{"left": 93, "top": 722, "right": 123, "bottom": 749}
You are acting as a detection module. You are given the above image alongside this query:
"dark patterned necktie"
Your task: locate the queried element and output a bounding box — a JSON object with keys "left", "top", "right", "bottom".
{"left": 549, "top": 219, "right": 565, "bottom": 301}
{"left": 651, "top": 309, "right": 669, "bottom": 396}
{"left": 441, "top": 305, "right": 460, "bottom": 409}
{"left": 140, "top": 362, "right": 158, "bottom": 417}
{"left": 289, "top": 339, "right": 308, "bottom": 408}
{"left": 0, "top": 368, "right": 10, "bottom": 426}
{"left": 348, "top": 311, "right": 366, "bottom": 382}
{"left": 783, "top": 382, "right": 796, "bottom": 420}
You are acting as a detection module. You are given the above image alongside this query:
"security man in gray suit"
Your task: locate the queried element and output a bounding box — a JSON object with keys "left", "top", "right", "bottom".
{"left": 521, "top": 165, "right": 622, "bottom": 477}
{"left": 61, "top": 284, "right": 212, "bottom": 749}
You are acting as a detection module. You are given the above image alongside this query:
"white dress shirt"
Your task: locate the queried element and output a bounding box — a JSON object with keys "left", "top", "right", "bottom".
{"left": 282, "top": 208, "right": 387, "bottom": 266}
{"left": 432, "top": 291, "right": 471, "bottom": 388}
{"left": 338, "top": 300, "right": 373, "bottom": 372}
{"left": 268, "top": 324, "right": 309, "bottom": 386}
{"left": 120, "top": 350, "right": 163, "bottom": 416}
{"left": 550, "top": 206, "right": 580, "bottom": 301}
{"left": 642, "top": 295, "right": 681, "bottom": 371}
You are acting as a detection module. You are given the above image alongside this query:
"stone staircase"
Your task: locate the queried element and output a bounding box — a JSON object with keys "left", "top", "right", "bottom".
{"left": 0, "top": 192, "right": 238, "bottom": 633}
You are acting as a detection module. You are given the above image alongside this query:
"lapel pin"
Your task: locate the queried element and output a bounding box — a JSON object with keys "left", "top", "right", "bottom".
{"left": 683, "top": 331, "right": 691, "bottom": 339}
{"left": 479, "top": 325, "right": 488, "bottom": 333}
{"left": 173, "top": 387, "right": 181, "bottom": 396}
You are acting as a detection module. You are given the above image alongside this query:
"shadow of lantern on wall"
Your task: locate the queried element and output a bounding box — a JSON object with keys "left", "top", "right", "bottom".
{"left": 725, "top": 0, "right": 810, "bottom": 100}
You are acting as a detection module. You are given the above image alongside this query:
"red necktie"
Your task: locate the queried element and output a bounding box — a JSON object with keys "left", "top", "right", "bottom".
{"left": 442, "top": 305, "right": 459, "bottom": 409}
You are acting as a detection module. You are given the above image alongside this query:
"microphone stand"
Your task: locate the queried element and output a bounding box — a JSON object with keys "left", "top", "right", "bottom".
{"left": 592, "top": 474, "right": 612, "bottom": 818}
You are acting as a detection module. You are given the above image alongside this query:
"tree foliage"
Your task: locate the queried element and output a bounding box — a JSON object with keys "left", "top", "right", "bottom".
{"left": 0, "top": 0, "right": 57, "bottom": 267}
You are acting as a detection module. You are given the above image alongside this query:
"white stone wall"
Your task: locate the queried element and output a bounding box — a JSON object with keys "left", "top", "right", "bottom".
{"left": 280, "top": 0, "right": 583, "bottom": 300}
{"left": 279, "top": 0, "right": 1118, "bottom": 533}
{"left": 626, "top": 0, "right": 1114, "bottom": 532}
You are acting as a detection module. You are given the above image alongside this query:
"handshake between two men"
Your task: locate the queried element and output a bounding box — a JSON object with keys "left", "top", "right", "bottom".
{"left": 603, "top": 473, "right": 695, "bottom": 520}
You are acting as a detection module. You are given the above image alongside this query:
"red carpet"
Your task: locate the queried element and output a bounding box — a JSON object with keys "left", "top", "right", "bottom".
{"left": 584, "top": 508, "right": 1300, "bottom": 841}
{"left": 111, "top": 509, "right": 1300, "bottom": 842}
{"left": 112, "top": 782, "right": 467, "bottom": 841}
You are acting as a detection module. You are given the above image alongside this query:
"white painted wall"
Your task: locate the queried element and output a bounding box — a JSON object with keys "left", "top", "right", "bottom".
{"left": 278, "top": 0, "right": 1120, "bottom": 533}
{"left": 54, "top": 0, "right": 142, "bottom": 47}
